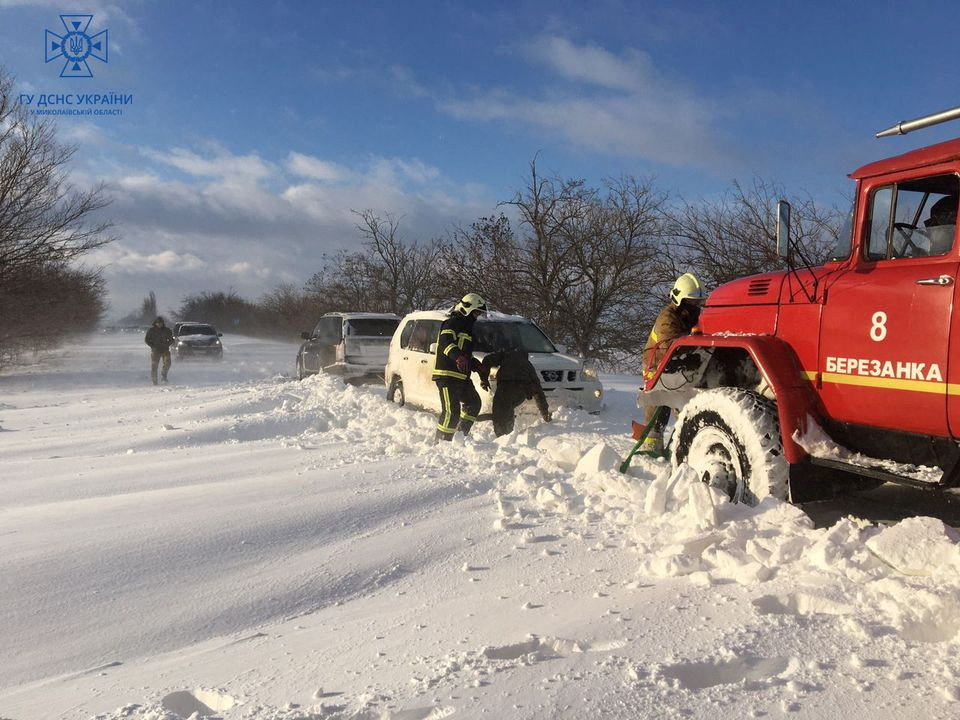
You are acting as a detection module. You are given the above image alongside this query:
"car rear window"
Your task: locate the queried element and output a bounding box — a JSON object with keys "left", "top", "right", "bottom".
{"left": 179, "top": 324, "right": 216, "bottom": 335}
{"left": 346, "top": 318, "right": 399, "bottom": 337}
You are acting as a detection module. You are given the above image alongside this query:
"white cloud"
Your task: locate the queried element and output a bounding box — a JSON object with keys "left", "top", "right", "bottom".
{"left": 145, "top": 146, "right": 273, "bottom": 182}
{"left": 525, "top": 35, "right": 654, "bottom": 93}
{"left": 82, "top": 143, "right": 493, "bottom": 317}
{"left": 286, "top": 152, "right": 348, "bottom": 182}
{"left": 437, "top": 34, "right": 731, "bottom": 170}
{"left": 91, "top": 244, "right": 206, "bottom": 272}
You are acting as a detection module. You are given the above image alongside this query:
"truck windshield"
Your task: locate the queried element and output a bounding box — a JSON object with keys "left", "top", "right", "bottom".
{"left": 346, "top": 318, "right": 399, "bottom": 337}
{"left": 474, "top": 321, "right": 557, "bottom": 353}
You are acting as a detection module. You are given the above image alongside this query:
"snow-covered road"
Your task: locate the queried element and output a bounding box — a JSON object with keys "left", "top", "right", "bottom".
{"left": 3, "top": 333, "right": 960, "bottom": 720}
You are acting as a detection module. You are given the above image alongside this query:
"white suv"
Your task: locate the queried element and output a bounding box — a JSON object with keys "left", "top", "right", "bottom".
{"left": 385, "top": 310, "right": 603, "bottom": 414}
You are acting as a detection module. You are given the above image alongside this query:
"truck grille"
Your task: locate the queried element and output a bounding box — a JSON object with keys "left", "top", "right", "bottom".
{"left": 541, "top": 370, "right": 563, "bottom": 383}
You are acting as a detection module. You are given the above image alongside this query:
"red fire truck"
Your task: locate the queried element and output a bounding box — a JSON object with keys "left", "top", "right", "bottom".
{"left": 641, "top": 107, "right": 960, "bottom": 505}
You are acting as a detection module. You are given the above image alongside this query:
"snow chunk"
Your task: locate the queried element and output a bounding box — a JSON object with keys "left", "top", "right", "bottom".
{"left": 574, "top": 442, "right": 621, "bottom": 476}
{"left": 866, "top": 516, "right": 960, "bottom": 577}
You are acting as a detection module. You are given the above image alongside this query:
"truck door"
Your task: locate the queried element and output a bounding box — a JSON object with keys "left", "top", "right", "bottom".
{"left": 819, "top": 177, "right": 958, "bottom": 437}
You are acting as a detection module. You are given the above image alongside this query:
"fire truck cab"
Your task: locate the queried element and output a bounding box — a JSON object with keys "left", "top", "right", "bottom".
{"left": 641, "top": 108, "right": 960, "bottom": 504}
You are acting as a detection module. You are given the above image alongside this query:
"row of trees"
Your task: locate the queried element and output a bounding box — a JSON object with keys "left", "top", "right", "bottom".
{"left": 223, "top": 163, "right": 840, "bottom": 371}
{"left": 0, "top": 71, "right": 111, "bottom": 369}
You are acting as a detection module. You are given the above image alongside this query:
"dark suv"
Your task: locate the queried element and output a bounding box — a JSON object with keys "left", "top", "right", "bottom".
{"left": 172, "top": 322, "right": 223, "bottom": 360}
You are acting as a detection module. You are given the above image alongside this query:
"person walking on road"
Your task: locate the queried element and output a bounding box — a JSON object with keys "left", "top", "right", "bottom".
{"left": 479, "top": 348, "right": 550, "bottom": 437}
{"left": 145, "top": 316, "right": 174, "bottom": 385}
{"left": 433, "top": 293, "right": 486, "bottom": 441}
{"left": 638, "top": 273, "right": 707, "bottom": 453}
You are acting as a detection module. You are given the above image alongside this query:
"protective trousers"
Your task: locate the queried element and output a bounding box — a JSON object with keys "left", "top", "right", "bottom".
{"left": 491, "top": 382, "right": 528, "bottom": 437}
{"left": 151, "top": 350, "right": 171, "bottom": 384}
{"left": 435, "top": 379, "right": 481, "bottom": 440}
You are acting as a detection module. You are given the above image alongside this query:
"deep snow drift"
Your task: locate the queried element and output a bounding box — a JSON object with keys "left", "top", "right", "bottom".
{"left": 2, "top": 334, "right": 960, "bottom": 720}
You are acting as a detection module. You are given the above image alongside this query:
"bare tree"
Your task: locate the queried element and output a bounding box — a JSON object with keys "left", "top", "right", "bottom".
{"left": 0, "top": 71, "right": 111, "bottom": 285}
{"left": 0, "top": 68, "right": 112, "bottom": 368}
{"left": 558, "top": 176, "right": 668, "bottom": 362}
{"left": 439, "top": 214, "right": 523, "bottom": 313}
{"left": 353, "top": 210, "right": 444, "bottom": 313}
{"left": 501, "top": 159, "right": 593, "bottom": 339}
{"left": 663, "top": 178, "right": 840, "bottom": 291}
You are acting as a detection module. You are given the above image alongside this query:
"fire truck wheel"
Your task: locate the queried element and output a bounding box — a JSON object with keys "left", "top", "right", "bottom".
{"left": 671, "top": 388, "right": 788, "bottom": 505}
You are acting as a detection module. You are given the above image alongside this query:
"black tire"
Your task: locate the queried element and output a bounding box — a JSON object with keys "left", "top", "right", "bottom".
{"left": 297, "top": 356, "right": 306, "bottom": 381}
{"left": 670, "top": 388, "right": 788, "bottom": 505}
{"left": 387, "top": 377, "right": 405, "bottom": 406}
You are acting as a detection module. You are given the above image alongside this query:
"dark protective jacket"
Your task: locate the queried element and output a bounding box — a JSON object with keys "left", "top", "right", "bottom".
{"left": 145, "top": 325, "right": 174, "bottom": 352}
{"left": 480, "top": 350, "right": 549, "bottom": 418}
{"left": 432, "top": 312, "right": 478, "bottom": 382}
{"left": 642, "top": 302, "right": 699, "bottom": 379}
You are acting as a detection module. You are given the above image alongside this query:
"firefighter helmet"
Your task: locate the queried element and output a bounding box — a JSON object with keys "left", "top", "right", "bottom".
{"left": 670, "top": 273, "right": 707, "bottom": 306}
{"left": 925, "top": 194, "right": 959, "bottom": 228}
{"left": 455, "top": 292, "right": 487, "bottom": 316}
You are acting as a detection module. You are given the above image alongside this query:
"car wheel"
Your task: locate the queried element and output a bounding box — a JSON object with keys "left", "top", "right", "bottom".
{"left": 297, "top": 356, "right": 306, "bottom": 380}
{"left": 670, "top": 388, "right": 788, "bottom": 505}
{"left": 387, "top": 377, "right": 405, "bottom": 406}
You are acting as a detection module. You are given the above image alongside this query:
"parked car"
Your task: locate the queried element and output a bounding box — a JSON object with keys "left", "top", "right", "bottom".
{"left": 172, "top": 322, "right": 223, "bottom": 360}
{"left": 297, "top": 312, "right": 400, "bottom": 382}
{"left": 385, "top": 310, "right": 603, "bottom": 415}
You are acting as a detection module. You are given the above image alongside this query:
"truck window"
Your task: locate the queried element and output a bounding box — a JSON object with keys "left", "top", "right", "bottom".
{"left": 866, "top": 186, "right": 893, "bottom": 260}
{"left": 830, "top": 202, "right": 854, "bottom": 260}
{"left": 865, "top": 175, "right": 958, "bottom": 260}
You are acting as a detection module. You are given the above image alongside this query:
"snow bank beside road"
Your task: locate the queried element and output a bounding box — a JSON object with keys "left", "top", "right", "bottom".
{"left": 4, "top": 335, "right": 960, "bottom": 719}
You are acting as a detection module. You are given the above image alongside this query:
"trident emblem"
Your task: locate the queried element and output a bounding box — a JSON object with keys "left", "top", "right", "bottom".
{"left": 45, "top": 14, "right": 108, "bottom": 78}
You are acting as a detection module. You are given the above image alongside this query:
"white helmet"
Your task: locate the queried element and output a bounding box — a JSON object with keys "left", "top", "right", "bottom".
{"left": 455, "top": 292, "right": 487, "bottom": 316}
{"left": 670, "top": 273, "right": 707, "bottom": 306}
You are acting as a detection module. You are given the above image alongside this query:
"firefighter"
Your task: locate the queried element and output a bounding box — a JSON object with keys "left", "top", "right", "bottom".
{"left": 639, "top": 273, "right": 707, "bottom": 452}
{"left": 479, "top": 348, "right": 551, "bottom": 437}
{"left": 433, "top": 293, "right": 486, "bottom": 441}
{"left": 924, "top": 194, "right": 958, "bottom": 255}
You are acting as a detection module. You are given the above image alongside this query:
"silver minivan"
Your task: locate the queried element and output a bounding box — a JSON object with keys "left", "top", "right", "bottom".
{"left": 297, "top": 312, "right": 400, "bottom": 382}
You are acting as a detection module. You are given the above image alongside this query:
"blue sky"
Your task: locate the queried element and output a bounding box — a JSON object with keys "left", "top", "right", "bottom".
{"left": 2, "top": 0, "right": 960, "bottom": 318}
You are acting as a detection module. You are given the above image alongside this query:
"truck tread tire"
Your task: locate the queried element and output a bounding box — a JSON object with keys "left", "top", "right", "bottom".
{"left": 670, "top": 387, "right": 788, "bottom": 505}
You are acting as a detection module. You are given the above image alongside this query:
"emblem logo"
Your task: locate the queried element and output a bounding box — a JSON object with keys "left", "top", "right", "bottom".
{"left": 45, "top": 14, "right": 108, "bottom": 78}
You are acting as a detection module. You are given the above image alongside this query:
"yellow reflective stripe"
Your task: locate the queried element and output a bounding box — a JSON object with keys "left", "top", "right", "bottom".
{"left": 436, "top": 425, "right": 456, "bottom": 434}
{"left": 439, "top": 329, "right": 456, "bottom": 338}
{"left": 443, "top": 343, "right": 458, "bottom": 356}
{"left": 457, "top": 332, "right": 471, "bottom": 348}
{"left": 803, "top": 369, "right": 960, "bottom": 395}
{"left": 461, "top": 413, "right": 477, "bottom": 422}
{"left": 650, "top": 330, "right": 659, "bottom": 342}
{"left": 433, "top": 369, "right": 468, "bottom": 380}
{"left": 438, "top": 386, "right": 455, "bottom": 431}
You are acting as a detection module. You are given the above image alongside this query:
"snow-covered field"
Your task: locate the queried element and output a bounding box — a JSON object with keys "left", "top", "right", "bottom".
{"left": 3, "top": 333, "right": 960, "bottom": 720}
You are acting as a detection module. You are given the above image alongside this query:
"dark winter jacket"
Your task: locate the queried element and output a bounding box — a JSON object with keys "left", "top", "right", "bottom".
{"left": 480, "top": 350, "right": 549, "bottom": 417}
{"left": 433, "top": 312, "right": 479, "bottom": 382}
{"left": 145, "top": 325, "right": 174, "bottom": 353}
